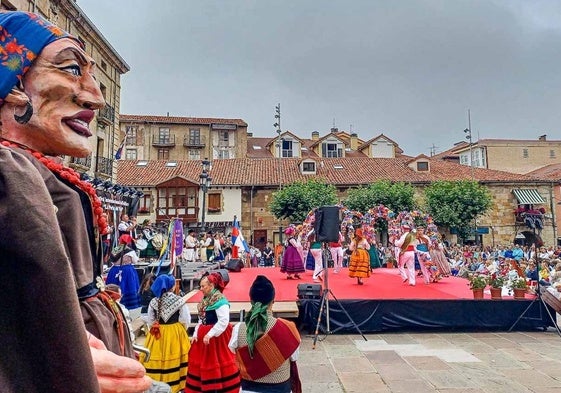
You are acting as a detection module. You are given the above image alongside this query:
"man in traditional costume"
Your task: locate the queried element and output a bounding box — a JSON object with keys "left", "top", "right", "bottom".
{"left": 0, "top": 11, "right": 151, "bottom": 392}
{"left": 395, "top": 224, "right": 417, "bottom": 286}
{"left": 183, "top": 229, "right": 198, "bottom": 262}
{"left": 229, "top": 275, "right": 301, "bottom": 393}
{"left": 329, "top": 232, "right": 345, "bottom": 273}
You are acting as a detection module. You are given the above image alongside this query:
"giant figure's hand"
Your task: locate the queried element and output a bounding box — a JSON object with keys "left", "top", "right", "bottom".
{"left": 88, "top": 333, "right": 152, "bottom": 393}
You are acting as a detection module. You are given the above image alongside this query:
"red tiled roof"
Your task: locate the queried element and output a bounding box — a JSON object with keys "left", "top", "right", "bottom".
{"left": 120, "top": 114, "right": 247, "bottom": 127}
{"left": 117, "top": 157, "right": 544, "bottom": 187}
{"left": 526, "top": 163, "right": 561, "bottom": 181}
{"left": 432, "top": 141, "right": 469, "bottom": 159}
{"left": 247, "top": 137, "right": 274, "bottom": 158}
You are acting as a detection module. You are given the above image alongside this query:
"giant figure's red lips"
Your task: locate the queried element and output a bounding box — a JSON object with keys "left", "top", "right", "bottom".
{"left": 63, "top": 110, "right": 95, "bottom": 137}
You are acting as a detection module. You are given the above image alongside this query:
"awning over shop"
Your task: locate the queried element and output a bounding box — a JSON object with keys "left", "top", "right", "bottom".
{"left": 512, "top": 189, "right": 545, "bottom": 205}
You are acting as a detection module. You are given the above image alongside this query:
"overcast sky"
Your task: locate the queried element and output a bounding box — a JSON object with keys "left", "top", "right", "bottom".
{"left": 77, "top": 0, "right": 561, "bottom": 156}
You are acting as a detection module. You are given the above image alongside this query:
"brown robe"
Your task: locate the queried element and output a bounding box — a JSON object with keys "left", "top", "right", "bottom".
{"left": 0, "top": 145, "right": 131, "bottom": 392}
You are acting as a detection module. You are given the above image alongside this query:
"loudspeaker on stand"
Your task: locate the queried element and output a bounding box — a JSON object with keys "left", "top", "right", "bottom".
{"left": 314, "top": 206, "right": 341, "bottom": 243}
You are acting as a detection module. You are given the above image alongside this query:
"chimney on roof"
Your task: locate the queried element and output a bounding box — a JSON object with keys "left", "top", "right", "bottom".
{"left": 311, "top": 131, "right": 319, "bottom": 141}
{"left": 350, "top": 133, "right": 358, "bottom": 151}
{"left": 247, "top": 132, "right": 253, "bottom": 137}
{"left": 539, "top": 134, "right": 547, "bottom": 141}
{"left": 330, "top": 127, "right": 338, "bottom": 133}
{"left": 167, "top": 112, "right": 170, "bottom": 117}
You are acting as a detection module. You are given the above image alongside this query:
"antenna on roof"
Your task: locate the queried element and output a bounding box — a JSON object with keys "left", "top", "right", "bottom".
{"left": 349, "top": 124, "right": 353, "bottom": 133}
{"left": 429, "top": 144, "right": 439, "bottom": 156}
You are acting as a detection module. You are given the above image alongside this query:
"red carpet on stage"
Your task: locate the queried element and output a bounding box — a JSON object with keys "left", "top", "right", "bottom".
{"left": 188, "top": 267, "right": 528, "bottom": 302}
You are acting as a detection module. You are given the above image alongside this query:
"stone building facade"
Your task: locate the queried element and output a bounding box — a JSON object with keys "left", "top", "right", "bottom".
{"left": 119, "top": 115, "right": 248, "bottom": 162}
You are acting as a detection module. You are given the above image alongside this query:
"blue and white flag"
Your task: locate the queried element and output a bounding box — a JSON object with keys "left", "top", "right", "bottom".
{"left": 114, "top": 138, "right": 126, "bottom": 160}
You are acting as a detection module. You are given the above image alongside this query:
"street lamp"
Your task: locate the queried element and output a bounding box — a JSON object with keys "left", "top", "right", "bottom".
{"left": 464, "top": 109, "right": 477, "bottom": 245}
{"left": 199, "top": 158, "right": 212, "bottom": 233}
{"left": 274, "top": 103, "right": 283, "bottom": 244}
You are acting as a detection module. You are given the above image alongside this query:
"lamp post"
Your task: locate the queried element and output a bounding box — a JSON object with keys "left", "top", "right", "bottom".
{"left": 464, "top": 109, "right": 477, "bottom": 245}
{"left": 274, "top": 103, "right": 283, "bottom": 244}
{"left": 199, "top": 158, "right": 212, "bottom": 233}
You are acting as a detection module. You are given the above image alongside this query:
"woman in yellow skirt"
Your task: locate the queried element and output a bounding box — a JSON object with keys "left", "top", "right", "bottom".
{"left": 348, "top": 228, "right": 371, "bottom": 285}
{"left": 141, "top": 275, "right": 191, "bottom": 392}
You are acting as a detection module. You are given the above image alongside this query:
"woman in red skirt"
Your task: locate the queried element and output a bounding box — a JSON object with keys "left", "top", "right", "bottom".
{"left": 185, "top": 272, "right": 240, "bottom": 392}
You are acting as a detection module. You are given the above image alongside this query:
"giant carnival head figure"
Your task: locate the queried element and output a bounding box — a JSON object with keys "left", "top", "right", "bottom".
{"left": 0, "top": 11, "right": 104, "bottom": 157}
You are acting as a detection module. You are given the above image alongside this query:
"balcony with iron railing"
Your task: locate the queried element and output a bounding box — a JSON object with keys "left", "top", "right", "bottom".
{"left": 96, "top": 156, "right": 114, "bottom": 177}
{"left": 69, "top": 155, "right": 92, "bottom": 169}
{"left": 97, "top": 103, "right": 115, "bottom": 126}
{"left": 183, "top": 135, "right": 206, "bottom": 148}
{"left": 152, "top": 134, "right": 176, "bottom": 147}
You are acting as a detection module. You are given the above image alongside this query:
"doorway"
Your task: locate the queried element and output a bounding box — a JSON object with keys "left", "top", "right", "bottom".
{"left": 253, "top": 229, "right": 267, "bottom": 251}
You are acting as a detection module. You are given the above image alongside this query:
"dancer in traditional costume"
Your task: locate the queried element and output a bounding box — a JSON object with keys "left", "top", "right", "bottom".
{"left": 106, "top": 234, "right": 142, "bottom": 310}
{"left": 309, "top": 233, "right": 324, "bottom": 282}
{"left": 348, "top": 228, "right": 371, "bottom": 285}
{"left": 229, "top": 275, "right": 301, "bottom": 393}
{"left": 368, "top": 238, "right": 383, "bottom": 270}
{"left": 430, "top": 239, "right": 451, "bottom": 277}
{"left": 415, "top": 226, "right": 433, "bottom": 284}
{"left": 280, "top": 226, "right": 305, "bottom": 280}
{"left": 185, "top": 272, "right": 240, "bottom": 392}
{"left": 142, "top": 275, "right": 191, "bottom": 393}
{"left": 395, "top": 224, "right": 417, "bottom": 285}
{"left": 329, "top": 232, "right": 345, "bottom": 273}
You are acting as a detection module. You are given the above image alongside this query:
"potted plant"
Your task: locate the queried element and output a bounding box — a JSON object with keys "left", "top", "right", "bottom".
{"left": 468, "top": 274, "right": 487, "bottom": 299}
{"left": 487, "top": 273, "right": 505, "bottom": 300}
{"left": 510, "top": 277, "right": 528, "bottom": 299}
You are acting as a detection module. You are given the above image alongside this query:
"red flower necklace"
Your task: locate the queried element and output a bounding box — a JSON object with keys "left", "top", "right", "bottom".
{"left": 0, "top": 139, "right": 108, "bottom": 235}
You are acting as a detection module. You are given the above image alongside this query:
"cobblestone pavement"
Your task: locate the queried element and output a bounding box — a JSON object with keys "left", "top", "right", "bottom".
{"left": 298, "top": 328, "right": 561, "bottom": 393}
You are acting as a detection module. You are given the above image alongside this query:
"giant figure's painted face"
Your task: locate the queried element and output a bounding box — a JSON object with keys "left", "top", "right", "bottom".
{"left": 20, "top": 38, "right": 105, "bottom": 157}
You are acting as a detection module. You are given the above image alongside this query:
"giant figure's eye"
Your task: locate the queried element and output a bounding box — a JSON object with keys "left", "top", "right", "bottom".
{"left": 61, "top": 65, "right": 82, "bottom": 76}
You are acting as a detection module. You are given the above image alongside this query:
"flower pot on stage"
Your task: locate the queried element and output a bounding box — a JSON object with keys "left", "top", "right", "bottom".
{"left": 472, "top": 288, "right": 484, "bottom": 299}
{"left": 513, "top": 288, "right": 526, "bottom": 299}
{"left": 490, "top": 287, "right": 502, "bottom": 300}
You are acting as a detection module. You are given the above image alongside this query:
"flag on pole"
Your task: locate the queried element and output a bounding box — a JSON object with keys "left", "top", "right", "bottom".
{"left": 231, "top": 217, "right": 249, "bottom": 259}
{"left": 114, "top": 138, "right": 126, "bottom": 160}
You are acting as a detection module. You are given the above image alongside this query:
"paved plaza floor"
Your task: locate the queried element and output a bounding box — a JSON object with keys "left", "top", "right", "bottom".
{"left": 298, "top": 328, "right": 561, "bottom": 393}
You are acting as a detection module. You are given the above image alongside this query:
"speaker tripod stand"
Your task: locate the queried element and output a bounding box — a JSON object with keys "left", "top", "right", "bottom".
{"left": 312, "top": 244, "right": 367, "bottom": 349}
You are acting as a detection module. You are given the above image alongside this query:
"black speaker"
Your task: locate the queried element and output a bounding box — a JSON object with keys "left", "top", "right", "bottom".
{"left": 215, "top": 269, "right": 230, "bottom": 287}
{"left": 225, "top": 258, "right": 244, "bottom": 272}
{"left": 297, "top": 283, "right": 322, "bottom": 299}
{"left": 314, "top": 206, "right": 341, "bottom": 243}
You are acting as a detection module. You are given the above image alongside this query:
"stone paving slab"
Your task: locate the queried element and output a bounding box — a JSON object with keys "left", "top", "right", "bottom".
{"left": 297, "top": 331, "right": 561, "bottom": 393}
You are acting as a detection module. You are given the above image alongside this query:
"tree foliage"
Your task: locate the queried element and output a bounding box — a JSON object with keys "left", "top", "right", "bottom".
{"left": 424, "top": 180, "right": 493, "bottom": 241}
{"left": 269, "top": 179, "right": 338, "bottom": 223}
{"left": 344, "top": 180, "right": 416, "bottom": 213}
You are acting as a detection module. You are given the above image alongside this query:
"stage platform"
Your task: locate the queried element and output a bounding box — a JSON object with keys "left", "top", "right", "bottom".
{"left": 181, "top": 266, "right": 555, "bottom": 333}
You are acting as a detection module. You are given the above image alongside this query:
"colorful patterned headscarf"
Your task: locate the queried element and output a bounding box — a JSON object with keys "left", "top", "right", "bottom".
{"left": 0, "top": 11, "right": 72, "bottom": 102}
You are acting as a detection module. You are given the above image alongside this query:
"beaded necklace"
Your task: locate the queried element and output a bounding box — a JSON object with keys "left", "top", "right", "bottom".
{"left": 0, "top": 139, "right": 108, "bottom": 235}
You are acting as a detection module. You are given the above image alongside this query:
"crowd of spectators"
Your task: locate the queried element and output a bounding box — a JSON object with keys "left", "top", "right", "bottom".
{"left": 442, "top": 243, "right": 561, "bottom": 291}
